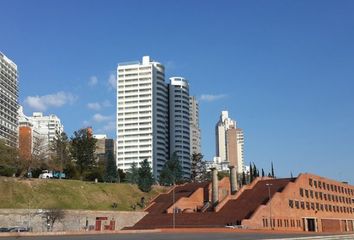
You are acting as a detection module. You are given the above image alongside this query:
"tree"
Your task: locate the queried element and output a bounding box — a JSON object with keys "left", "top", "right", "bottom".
{"left": 262, "top": 168, "right": 265, "bottom": 177}
{"left": 104, "top": 151, "right": 118, "bottom": 183}
{"left": 253, "top": 163, "right": 258, "bottom": 178}
{"left": 241, "top": 171, "right": 246, "bottom": 185}
{"left": 159, "top": 152, "right": 182, "bottom": 185}
{"left": 50, "top": 131, "right": 71, "bottom": 173}
{"left": 43, "top": 208, "right": 65, "bottom": 231}
{"left": 70, "top": 128, "right": 97, "bottom": 176}
{"left": 118, "top": 169, "right": 126, "bottom": 182}
{"left": 0, "top": 140, "right": 18, "bottom": 176}
{"left": 18, "top": 136, "right": 48, "bottom": 177}
{"left": 126, "top": 162, "right": 139, "bottom": 184}
{"left": 249, "top": 164, "right": 253, "bottom": 182}
{"left": 138, "top": 159, "right": 154, "bottom": 192}
{"left": 190, "top": 153, "right": 207, "bottom": 182}
{"left": 271, "top": 161, "right": 275, "bottom": 178}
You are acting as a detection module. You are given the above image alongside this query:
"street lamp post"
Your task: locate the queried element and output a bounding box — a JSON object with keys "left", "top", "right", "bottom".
{"left": 172, "top": 183, "right": 175, "bottom": 229}
{"left": 266, "top": 183, "right": 273, "bottom": 229}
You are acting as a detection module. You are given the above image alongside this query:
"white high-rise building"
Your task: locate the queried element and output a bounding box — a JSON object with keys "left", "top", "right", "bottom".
{"left": 215, "top": 111, "right": 244, "bottom": 173}
{"left": 116, "top": 56, "right": 169, "bottom": 178}
{"left": 28, "top": 112, "right": 64, "bottom": 154}
{"left": 169, "top": 77, "right": 190, "bottom": 178}
{"left": 189, "top": 96, "right": 201, "bottom": 155}
{"left": 0, "top": 52, "right": 19, "bottom": 147}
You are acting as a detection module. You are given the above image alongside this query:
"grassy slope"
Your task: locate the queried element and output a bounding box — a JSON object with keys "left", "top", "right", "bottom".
{"left": 0, "top": 177, "right": 167, "bottom": 211}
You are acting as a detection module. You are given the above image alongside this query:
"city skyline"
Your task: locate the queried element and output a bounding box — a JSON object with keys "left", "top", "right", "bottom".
{"left": 1, "top": 0, "right": 354, "bottom": 183}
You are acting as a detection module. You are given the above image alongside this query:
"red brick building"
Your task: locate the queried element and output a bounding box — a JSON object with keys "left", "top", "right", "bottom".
{"left": 131, "top": 172, "right": 354, "bottom": 233}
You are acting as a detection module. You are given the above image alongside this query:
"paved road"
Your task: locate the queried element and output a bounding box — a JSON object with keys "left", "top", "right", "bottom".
{"left": 2, "top": 232, "right": 354, "bottom": 240}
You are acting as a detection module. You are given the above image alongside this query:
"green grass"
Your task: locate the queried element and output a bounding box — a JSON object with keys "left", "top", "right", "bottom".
{"left": 0, "top": 177, "right": 166, "bottom": 211}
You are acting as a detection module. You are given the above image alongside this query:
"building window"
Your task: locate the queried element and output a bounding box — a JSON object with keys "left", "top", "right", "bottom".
{"left": 299, "top": 188, "right": 304, "bottom": 197}
{"left": 309, "top": 178, "right": 313, "bottom": 187}
{"left": 289, "top": 200, "right": 294, "bottom": 208}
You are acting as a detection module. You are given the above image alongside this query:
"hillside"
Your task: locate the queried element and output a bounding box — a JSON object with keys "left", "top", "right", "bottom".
{"left": 0, "top": 177, "right": 167, "bottom": 211}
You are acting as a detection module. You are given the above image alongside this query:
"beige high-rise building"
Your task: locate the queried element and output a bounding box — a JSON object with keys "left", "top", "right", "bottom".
{"left": 215, "top": 111, "right": 244, "bottom": 173}
{"left": 189, "top": 96, "right": 201, "bottom": 154}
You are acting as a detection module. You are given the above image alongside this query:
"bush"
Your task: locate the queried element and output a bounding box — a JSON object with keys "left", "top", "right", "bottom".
{"left": 0, "top": 165, "right": 16, "bottom": 177}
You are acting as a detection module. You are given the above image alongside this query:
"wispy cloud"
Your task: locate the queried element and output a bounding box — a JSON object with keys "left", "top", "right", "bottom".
{"left": 24, "top": 91, "right": 77, "bottom": 111}
{"left": 199, "top": 94, "right": 227, "bottom": 102}
{"left": 103, "top": 121, "right": 116, "bottom": 131}
{"left": 87, "top": 102, "right": 101, "bottom": 111}
{"left": 93, "top": 113, "right": 113, "bottom": 122}
{"left": 88, "top": 76, "right": 98, "bottom": 87}
{"left": 107, "top": 73, "right": 116, "bottom": 89}
{"left": 87, "top": 100, "right": 112, "bottom": 111}
{"left": 102, "top": 100, "right": 112, "bottom": 107}
{"left": 82, "top": 120, "right": 91, "bottom": 127}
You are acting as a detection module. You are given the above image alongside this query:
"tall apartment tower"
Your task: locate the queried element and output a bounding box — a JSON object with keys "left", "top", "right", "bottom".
{"left": 116, "top": 56, "right": 169, "bottom": 178}
{"left": 0, "top": 52, "right": 19, "bottom": 147}
{"left": 189, "top": 96, "right": 201, "bottom": 154}
{"left": 169, "top": 77, "right": 190, "bottom": 178}
{"left": 215, "top": 111, "right": 244, "bottom": 173}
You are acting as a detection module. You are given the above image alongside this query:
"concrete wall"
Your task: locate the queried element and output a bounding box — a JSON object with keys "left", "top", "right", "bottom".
{"left": 0, "top": 209, "right": 146, "bottom": 232}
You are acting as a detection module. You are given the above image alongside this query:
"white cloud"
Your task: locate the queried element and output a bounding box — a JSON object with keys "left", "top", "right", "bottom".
{"left": 87, "top": 100, "right": 112, "bottom": 111}
{"left": 82, "top": 120, "right": 91, "bottom": 127}
{"left": 102, "top": 121, "right": 116, "bottom": 131}
{"left": 199, "top": 94, "right": 227, "bottom": 102}
{"left": 93, "top": 113, "right": 113, "bottom": 122}
{"left": 24, "top": 91, "right": 77, "bottom": 111}
{"left": 108, "top": 73, "right": 116, "bottom": 89}
{"left": 102, "top": 100, "right": 112, "bottom": 107}
{"left": 87, "top": 102, "right": 101, "bottom": 111}
{"left": 88, "top": 76, "right": 98, "bottom": 86}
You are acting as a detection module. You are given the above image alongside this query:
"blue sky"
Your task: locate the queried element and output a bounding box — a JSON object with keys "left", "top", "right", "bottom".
{"left": 1, "top": 0, "right": 354, "bottom": 183}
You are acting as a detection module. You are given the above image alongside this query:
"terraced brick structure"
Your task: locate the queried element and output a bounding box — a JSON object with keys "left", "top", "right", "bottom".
{"left": 130, "top": 172, "right": 354, "bottom": 233}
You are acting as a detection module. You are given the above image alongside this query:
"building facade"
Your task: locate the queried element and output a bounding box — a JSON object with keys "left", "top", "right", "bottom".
{"left": 215, "top": 111, "right": 244, "bottom": 173}
{"left": 169, "top": 77, "right": 190, "bottom": 178}
{"left": 0, "top": 52, "right": 19, "bottom": 147}
{"left": 242, "top": 173, "right": 354, "bottom": 232}
{"left": 28, "top": 112, "right": 64, "bottom": 155}
{"left": 131, "top": 172, "right": 354, "bottom": 233}
{"left": 93, "top": 134, "right": 115, "bottom": 163}
{"left": 116, "top": 56, "right": 169, "bottom": 178}
{"left": 189, "top": 96, "right": 201, "bottom": 155}
{"left": 18, "top": 106, "right": 40, "bottom": 160}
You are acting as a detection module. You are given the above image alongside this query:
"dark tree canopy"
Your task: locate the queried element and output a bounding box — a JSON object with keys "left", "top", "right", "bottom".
{"left": 159, "top": 152, "right": 182, "bottom": 185}
{"left": 70, "top": 128, "right": 97, "bottom": 175}
{"left": 138, "top": 159, "right": 154, "bottom": 192}
{"left": 0, "top": 140, "right": 18, "bottom": 176}
{"left": 126, "top": 162, "right": 139, "bottom": 184}
{"left": 51, "top": 131, "right": 71, "bottom": 172}
{"left": 104, "top": 151, "right": 118, "bottom": 183}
